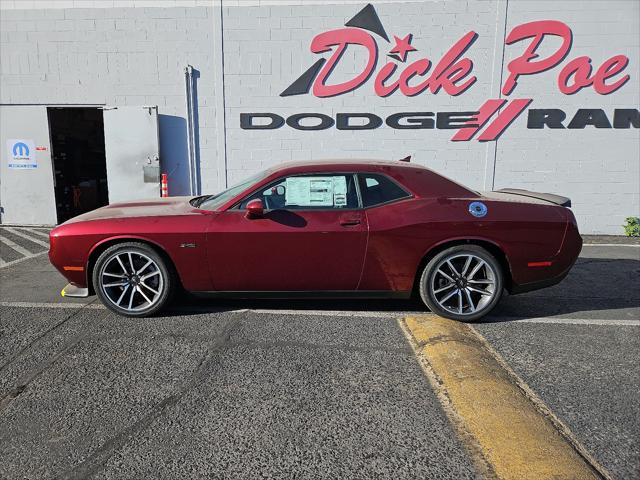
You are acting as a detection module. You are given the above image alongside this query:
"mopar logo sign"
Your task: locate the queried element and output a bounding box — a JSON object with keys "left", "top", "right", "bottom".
{"left": 12, "top": 142, "right": 30, "bottom": 157}
{"left": 6, "top": 139, "right": 37, "bottom": 169}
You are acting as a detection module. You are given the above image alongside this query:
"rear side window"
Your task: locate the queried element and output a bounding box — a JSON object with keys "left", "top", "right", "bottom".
{"left": 357, "top": 173, "right": 411, "bottom": 208}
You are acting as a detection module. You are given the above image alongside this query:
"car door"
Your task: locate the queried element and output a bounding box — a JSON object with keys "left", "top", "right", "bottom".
{"left": 206, "top": 173, "right": 368, "bottom": 291}
{"left": 355, "top": 172, "right": 418, "bottom": 293}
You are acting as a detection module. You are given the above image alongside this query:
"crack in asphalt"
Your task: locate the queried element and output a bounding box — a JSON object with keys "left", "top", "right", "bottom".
{"left": 0, "top": 301, "right": 104, "bottom": 410}
{"left": 0, "top": 332, "right": 87, "bottom": 411}
{"left": 0, "top": 299, "right": 98, "bottom": 374}
{"left": 53, "top": 315, "right": 407, "bottom": 479}
{"left": 56, "top": 314, "right": 244, "bottom": 480}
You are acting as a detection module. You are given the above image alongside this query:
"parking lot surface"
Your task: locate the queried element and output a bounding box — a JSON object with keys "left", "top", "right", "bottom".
{"left": 0, "top": 226, "right": 638, "bottom": 479}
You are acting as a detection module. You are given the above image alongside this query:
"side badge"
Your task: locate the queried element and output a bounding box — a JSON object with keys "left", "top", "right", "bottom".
{"left": 469, "top": 201, "right": 488, "bottom": 218}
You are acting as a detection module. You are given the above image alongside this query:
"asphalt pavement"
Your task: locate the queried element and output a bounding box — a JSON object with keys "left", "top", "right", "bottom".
{"left": 0, "top": 226, "right": 638, "bottom": 479}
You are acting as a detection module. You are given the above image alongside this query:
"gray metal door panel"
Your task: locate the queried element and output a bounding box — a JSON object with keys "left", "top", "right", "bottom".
{"left": 103, "top": 106, "right": 161, "bottom": 204}
{"left": 0, "top": 106, "right": 57, "bottom": 225}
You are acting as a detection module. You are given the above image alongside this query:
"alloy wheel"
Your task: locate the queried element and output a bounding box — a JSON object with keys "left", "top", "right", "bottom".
{"left": 430, "top": 253, "right": 497, "bottom": 316}
{"left": 98, "top": 250, "right": 164, "bottom": 312}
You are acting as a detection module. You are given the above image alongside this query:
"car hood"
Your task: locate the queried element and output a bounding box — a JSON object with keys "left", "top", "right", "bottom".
{"left": 62, "top": 196, "right": 196, "bottom": 224}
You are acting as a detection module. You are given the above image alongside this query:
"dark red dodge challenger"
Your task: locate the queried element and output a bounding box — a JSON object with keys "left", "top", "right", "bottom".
{"left": 49, "top": 160, "right": 582, "bottom": 321}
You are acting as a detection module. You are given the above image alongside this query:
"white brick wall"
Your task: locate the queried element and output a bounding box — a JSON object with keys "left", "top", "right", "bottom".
{"left": 0, "top": 5, "right": 222, "bottom": 195}
{"left": 495, "top": 0, "right": 640, "bottom": 234}
{"left": 1, "top": 0, "right": 638, "bottom": 233}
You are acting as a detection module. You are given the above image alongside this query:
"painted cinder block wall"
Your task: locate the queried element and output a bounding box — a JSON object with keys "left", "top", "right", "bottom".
{"left": 1, "top": 0, "right": 638, "bottom": 234}
{"left": 496, "top": 0, "right": 640, "bottom": 235}
{"left": 0, "top": 3, "right": 224, "bottom": 196}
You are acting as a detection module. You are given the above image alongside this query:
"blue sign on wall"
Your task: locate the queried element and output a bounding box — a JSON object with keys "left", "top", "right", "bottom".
{"left": 12, "top": 142, "right": 30, "bottom": 157}
{"left": 6, "top": 139, "right": 37, "bottom": 169}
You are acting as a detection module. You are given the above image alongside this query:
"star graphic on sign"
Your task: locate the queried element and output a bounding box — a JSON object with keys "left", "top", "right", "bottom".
{"left": 389, "top": 34, "right": 417, "bottom": 62}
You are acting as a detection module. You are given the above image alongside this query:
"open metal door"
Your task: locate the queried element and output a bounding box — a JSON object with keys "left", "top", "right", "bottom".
{"left": 103, "top": 106, "right": 161, "bottom": 204}
{"left": 0, "top": 106, "right": 57, "bottom": 225}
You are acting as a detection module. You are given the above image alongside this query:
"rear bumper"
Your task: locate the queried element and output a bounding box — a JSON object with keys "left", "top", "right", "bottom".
{"left": 509, "top": 268, "right": 571, "bottom": 294}
{"left": 510, "top": 220, "right": 582, "bottom": 295}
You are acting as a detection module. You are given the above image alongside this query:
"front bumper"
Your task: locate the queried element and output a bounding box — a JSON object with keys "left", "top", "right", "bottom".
{"left": 49, "top": 230, "right": 89, "bottom": 288}
{"left": 61, "top": 283, "right": 90, "bottom": 298}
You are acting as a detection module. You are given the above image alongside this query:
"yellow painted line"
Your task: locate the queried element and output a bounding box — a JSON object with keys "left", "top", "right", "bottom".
{"left": 400, "top": 314, "right": 610, "bottom": 480}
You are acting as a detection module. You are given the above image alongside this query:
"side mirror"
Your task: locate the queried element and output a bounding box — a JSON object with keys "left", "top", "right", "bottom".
{"left": 246, "top": 198, "right": 264, "bottom": 218}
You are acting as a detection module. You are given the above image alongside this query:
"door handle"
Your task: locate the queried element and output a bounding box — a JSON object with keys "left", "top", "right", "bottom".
{"left": 340, "top": 218, "right": 361, "bottom": 226}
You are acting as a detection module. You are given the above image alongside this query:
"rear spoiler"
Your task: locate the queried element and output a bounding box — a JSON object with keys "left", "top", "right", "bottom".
{"left": 495, "top": 188, "right": 571, "bottom": 208}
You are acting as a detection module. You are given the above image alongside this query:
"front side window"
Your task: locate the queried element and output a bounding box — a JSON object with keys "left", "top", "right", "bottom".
{"left": 357, "top": 173, "right": 411, "bottom": 208}
{"left": 238, "top": 174, "right": 359, "bottom": 210}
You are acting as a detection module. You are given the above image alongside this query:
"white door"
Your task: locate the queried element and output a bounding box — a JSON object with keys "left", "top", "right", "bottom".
{"left": 103, "top": 106, "right": 161, "bottom": 204}
{"left": 0, "top": 106, "right": 57, "bottom": 225}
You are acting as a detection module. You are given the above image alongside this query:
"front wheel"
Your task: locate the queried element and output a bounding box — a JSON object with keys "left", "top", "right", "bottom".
{"left": 419, "top": 245, "right": 503, "bottom": 321}
{"left": 93, "top": 242, "right": 175, "bottom": 317}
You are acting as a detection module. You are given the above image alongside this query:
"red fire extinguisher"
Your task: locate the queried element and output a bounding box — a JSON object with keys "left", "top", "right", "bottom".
{"left": 161, "top": 173, "right": 169, "bottom": 197}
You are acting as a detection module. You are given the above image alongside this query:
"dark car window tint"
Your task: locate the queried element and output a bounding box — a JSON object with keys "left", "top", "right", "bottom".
{"left": 357, "top": 173, "right": 411, "bottom": 208}
{"left": 239, "top": 174, "right": 359, "bottom": 210}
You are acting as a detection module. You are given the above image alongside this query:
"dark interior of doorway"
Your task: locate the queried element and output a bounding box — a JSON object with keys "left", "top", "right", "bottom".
{"left": 48, "top": 107, "right": 108, "bottom": 223}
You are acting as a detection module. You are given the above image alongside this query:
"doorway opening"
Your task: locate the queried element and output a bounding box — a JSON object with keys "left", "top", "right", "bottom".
{"left": 48, "top": 107, "right": 108, "bottom": 223}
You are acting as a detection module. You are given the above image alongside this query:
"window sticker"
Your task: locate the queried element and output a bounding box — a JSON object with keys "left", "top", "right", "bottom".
{"left": 334, "top": 194, "right": 347, "bottom": 206}
{"left": 285, "top": 177, "right": 312, "bottom": 205}
{"left": 333, "top": 176, "right": 347, "bottom": 206}
{"left": 309, "top": 178, "right": 333, "bottom": 205}
{"left": 285, "top": 176, "right": 347, "bottom": 207}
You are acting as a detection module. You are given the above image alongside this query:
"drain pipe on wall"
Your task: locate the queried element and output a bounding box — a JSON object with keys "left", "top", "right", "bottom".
{"left": 184, "top": 65, "right": 198, "bottom": 195}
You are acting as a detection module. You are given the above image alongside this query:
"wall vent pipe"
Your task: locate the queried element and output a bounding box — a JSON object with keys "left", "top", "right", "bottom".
{"left": 184, "top": 65, "right": 198, "bottom": 195}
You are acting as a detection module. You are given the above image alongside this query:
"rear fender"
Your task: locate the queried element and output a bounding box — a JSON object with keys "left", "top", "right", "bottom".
{"left": 416, "top": 236, "right": 514, "bottom": 291}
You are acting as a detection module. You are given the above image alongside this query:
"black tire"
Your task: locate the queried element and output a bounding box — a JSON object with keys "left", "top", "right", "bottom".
{"left": 92, "top": 242, "right": 175, "bottom": 317}
{"left": 418, "top": 245, "right": 503, "bottom": 322}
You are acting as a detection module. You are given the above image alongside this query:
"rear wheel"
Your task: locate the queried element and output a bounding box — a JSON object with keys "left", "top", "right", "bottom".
{"left": 419, "top": 245, "right": 503, "bottom": 321}
{"left": 93, "top": 242, "right": 174, "bottom": 317}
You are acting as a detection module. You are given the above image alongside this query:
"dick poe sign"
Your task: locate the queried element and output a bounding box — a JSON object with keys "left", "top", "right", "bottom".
{"left": 241, "top": 4, "right": 639, "bottom": 140}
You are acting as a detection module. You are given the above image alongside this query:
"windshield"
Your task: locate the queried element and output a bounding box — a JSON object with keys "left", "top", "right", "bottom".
{"left": 193, "top": 171, "right": 269, "bottom": 211}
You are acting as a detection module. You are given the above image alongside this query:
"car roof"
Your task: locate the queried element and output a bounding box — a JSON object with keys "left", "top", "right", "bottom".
{"left": 268, "top": 159, "right": 427, "bottom": 174}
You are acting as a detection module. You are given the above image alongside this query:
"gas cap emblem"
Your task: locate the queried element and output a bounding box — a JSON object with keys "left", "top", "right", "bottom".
{"left": 469, "top": 202, "right": 488, "bottom": 218}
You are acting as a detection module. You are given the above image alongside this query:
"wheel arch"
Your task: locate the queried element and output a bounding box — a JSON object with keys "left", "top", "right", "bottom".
{"left": 412, "top": 238, "right": 513, "bottom": 295}
{"left": 86, "top": 236, "right": 182, "bottom": 295}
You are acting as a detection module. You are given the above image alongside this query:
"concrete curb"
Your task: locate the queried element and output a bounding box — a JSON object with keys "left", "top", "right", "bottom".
{"left": 400, "top": 314, "right": 612, "bottom": 480}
